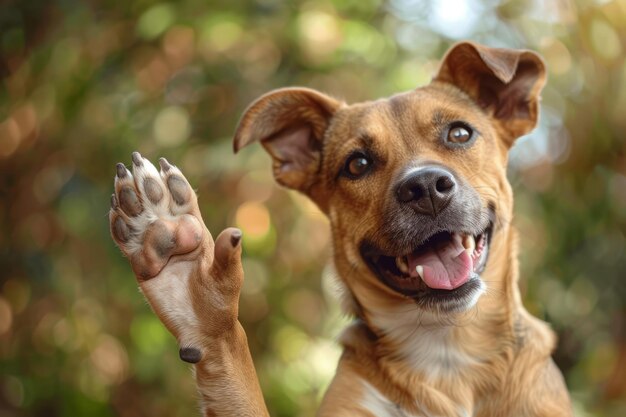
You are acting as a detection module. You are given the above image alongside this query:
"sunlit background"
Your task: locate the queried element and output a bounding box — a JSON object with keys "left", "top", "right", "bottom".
{"left": 1, "top": 0, "right": 625, "bottom": 416}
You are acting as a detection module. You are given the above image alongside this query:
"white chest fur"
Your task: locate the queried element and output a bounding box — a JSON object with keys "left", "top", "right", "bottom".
{"left": 370, "top": 306, "right": 480, "bottom": 380}
{"left": 360, "top": 380, "right": 416, "bottom": 417}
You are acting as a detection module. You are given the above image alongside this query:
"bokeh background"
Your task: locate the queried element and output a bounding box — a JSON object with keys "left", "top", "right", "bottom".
{"left": 1, "top": 0, "right": 625, "bottom": 416}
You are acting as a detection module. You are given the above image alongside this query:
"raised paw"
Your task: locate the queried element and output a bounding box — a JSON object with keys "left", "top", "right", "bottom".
{"left": 110, "top": 152, "right": 206, "bottom": 279}
{"left": 109, "top": 152, "right": 244, "bottom": 358}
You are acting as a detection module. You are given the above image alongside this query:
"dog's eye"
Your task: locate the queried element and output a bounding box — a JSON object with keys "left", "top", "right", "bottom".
{"left": 344, "top": 153, "right": 372, "bottom": 178}
{"left": 446, "top": 123, "right": 473, "bottom": 144}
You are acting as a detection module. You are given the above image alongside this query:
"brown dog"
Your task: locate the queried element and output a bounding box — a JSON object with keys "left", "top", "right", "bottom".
{"left": 109, "top": 42, "right": 573, "bottom": 417}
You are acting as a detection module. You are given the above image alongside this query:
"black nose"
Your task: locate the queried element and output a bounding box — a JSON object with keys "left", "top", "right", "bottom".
{"left": 396, "top": 167, "right": 457, "bottom": 216}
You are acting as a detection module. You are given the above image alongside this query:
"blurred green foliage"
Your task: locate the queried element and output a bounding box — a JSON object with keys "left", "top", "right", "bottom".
{"left": 1, "top": 0, "right": 625, "bottom": 416}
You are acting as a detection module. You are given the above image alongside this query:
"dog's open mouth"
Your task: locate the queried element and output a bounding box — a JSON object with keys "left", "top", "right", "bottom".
{"left": 362, "top": 224, "right": 492, "bottom": 300}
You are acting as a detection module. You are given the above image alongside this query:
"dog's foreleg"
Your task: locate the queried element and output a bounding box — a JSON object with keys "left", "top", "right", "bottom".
{"left": 109, "top": 153, "right": 269, "bottom": 417}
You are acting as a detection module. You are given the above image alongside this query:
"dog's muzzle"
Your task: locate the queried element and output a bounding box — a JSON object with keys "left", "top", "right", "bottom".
{"left": 360, "top": 165, "right": 494, "bottom": 312}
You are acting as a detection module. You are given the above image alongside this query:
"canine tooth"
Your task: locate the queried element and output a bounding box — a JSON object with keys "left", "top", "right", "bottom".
{"left": 416, "top": 265, "right": 424, "bottom": 280}
{"left": 396, "top": 257, "right": 409, "bottom": 274}
{"left": 462, "top": 235, "right": 476, "bottom": 256}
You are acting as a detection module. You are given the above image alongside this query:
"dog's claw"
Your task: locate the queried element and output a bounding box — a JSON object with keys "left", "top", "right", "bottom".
{"left": 132, "top": 151, "right": 143, "bottom": 166}
{"left": 110, "top": 194, "right": 118, "bottom": 209}
{"left": 230, "top": 230, "right": 242, "bottom": 247}
{"left": 159, "top": 157, "right": 172, "bottom": 172}
{"left": 116, "top": 163, "right": 127, "bottom": 178}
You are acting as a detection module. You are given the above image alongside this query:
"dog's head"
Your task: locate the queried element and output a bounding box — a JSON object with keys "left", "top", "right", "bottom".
{"left": 234, "top": 42, "right": 546, "bottom": 316}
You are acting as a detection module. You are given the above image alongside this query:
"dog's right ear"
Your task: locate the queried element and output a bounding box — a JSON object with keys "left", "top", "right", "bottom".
{"left": 233, "top": 87, "right": 343, "bottom": 193}
{"left": 434, "top": 42, "right": 546, "bottom": 144}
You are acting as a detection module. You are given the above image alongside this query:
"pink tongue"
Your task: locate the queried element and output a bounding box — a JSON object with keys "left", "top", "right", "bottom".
{"left": 407, "top": 237, "right": 473, "bottom": 290}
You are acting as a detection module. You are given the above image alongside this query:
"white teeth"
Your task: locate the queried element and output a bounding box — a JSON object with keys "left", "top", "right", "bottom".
{"left": 462, "top": 235, "right": 476, "bottom": 257}
{"left": 416, "top": 265, "right": 424, "bottom": 280}
{"left": 396, "top": 257, "right": 409, "bottom": 274}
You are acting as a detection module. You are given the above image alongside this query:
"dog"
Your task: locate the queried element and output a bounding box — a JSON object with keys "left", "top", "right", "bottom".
{"left": 109, "top": 42, "right": 573, "bottom": 417}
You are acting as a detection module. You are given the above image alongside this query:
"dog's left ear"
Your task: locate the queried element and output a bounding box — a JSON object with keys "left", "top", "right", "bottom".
{"left": 435, "top": 42, "right": 546, "bottom": 144}
{"left": 233, "top": 87, "right": 343, "bottom": 195}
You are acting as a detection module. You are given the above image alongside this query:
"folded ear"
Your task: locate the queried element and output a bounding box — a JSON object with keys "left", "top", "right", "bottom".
{"left": 434, "top": 41, "right": 547, "bottom": 144}
{"left": 233, "top": 87, "right": 343, "bottom": 192}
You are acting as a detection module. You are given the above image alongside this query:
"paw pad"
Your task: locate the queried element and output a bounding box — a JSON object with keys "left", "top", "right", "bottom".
{"left": 167, "top": 175, "right": 191, "bottom": 205}
{"left": 119, "top": 186, "right": 143, "bottom": 216}
{"left": 179, "top": 346, "right": 202, "bottom": 363}
{"left": 109, "top": 152, "right": 204, "bottom": 279}
{"left": 113, "top": 217, "right": 130, "bottom": 242}
{"left": 144, "top": 177, "right": 163, "bottom": 204}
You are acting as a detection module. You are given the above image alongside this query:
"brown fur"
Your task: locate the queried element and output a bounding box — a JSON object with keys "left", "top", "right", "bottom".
{"left": 110, "top": 42, "right": 572, "bottom": 417}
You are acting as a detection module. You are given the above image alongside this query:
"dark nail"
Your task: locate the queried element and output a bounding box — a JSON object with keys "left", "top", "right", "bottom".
{"left": 230, "top": 230, "right": 242, "bottom": 247}
{"left": 110, "top": 194, "right": 118, "bottom": 209}
{"left": 179, "top": 347, "right": 202, "bottom": 364}
{"left": 159, "top": 157, "right": 171, "bottom": 172}
{"left": 116, "top": 163, "right": 127, "bottom": 178}
{"left": 131, "top": 151, "right": 143, "bottom": 166}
